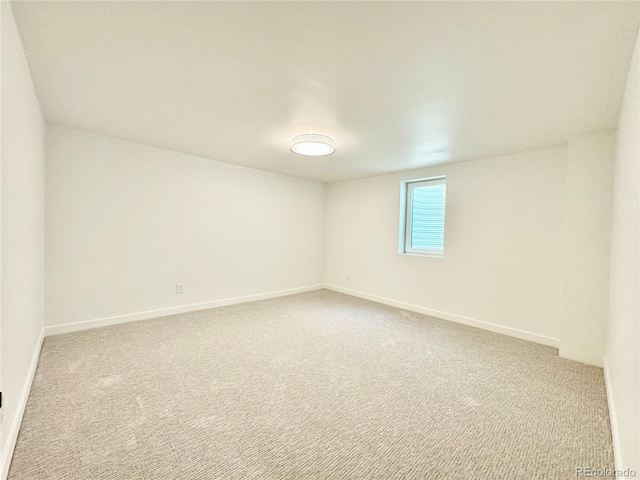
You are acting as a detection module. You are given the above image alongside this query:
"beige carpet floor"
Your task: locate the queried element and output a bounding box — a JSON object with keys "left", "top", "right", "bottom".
{"left": 9, "top": 290, "right": 613, "bottom": 479}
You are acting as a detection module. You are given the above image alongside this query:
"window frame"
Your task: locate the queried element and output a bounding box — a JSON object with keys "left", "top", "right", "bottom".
{"left": 399, "top": 175, "right": 446, "bottom": 258}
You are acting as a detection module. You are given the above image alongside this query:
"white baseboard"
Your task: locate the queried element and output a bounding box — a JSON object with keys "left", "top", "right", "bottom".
{"left": 44, "top": 284, "right": 324, "bottom": 336}
{"left": 0, "top": 329, "right": 45, "bottom": 480}
{"left": 603, "top": 357, "right": 623, "bottom": 471}
{"left": 324, "top": 284, "right": 559, "bottom": 348}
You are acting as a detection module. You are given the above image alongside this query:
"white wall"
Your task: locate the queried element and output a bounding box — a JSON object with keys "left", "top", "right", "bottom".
{"left": 325, "top": 147, "right": 568, "bottom": 345}
{"left": 0, "top": 1, "right": 45, "bottom": 476}
{"left": 559, "top": 132, "right": 615, "bottom": 367}
{"left": 606, "top": 30, "right": 639, "bottom": 473}
{"left": 45, "top": 125, "right": 325, "bottom": 329}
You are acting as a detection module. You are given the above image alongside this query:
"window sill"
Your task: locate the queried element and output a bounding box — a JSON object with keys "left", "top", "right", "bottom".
{"left": 399, "top": 252, "right": 444, "bottom": 259}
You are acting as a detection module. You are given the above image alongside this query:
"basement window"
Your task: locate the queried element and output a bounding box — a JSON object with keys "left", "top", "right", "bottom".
{"left": 399, "top": 176, "right": 446, "bottom": 257}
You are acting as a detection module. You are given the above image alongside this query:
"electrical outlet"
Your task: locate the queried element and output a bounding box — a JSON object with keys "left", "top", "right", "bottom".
{"left": 176, "top": 283, "right": 184, "bottom": 294}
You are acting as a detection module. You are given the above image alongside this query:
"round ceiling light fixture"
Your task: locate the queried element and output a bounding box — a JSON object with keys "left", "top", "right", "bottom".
{"left": 290, "top": 133, "right": 336, "bottom": 157}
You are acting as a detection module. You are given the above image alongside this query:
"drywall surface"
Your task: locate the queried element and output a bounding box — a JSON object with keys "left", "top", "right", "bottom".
{"left": 325, "top": 147, "right": 568, "bottom": 343}
{"left": 559, "top": 132, "right": 615, "bottom": 367}
{"left": 606, "top": 30, "right": 639, "bottom": 473}
{"left": 11, "top": 1, "right": 640, "bottom": 182}
{"left": 0, "top": 0, "right": 45, "bottom": 468}
{"left": 45, "top": 125, "right": 325, "bottom": 327}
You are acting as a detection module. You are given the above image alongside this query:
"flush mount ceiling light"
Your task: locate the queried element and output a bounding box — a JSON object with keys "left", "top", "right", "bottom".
{"left": 290, "top": 134, "right": 336, "bottom": 157}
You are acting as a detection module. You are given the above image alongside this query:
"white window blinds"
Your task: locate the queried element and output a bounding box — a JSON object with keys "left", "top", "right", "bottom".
{"left": 403, "top": 177, "right": 446, "bottom": 256}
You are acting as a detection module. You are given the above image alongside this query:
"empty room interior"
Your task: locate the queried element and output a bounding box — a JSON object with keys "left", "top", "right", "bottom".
{"left": 1, "top": 1, "right": 639, "bottom": 479}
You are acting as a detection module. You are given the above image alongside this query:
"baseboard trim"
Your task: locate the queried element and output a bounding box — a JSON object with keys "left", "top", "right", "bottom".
{"left": 324, "top": 284, "right": 559, "bottom": 348}
{"left": 0, "top": 329, "right": 45, "bottom": 480}
{"left": 44, "top": 284, "right": 324, "bottom": 336}
{"left": 603, "top": 357, "right": 623, "bottom": 471}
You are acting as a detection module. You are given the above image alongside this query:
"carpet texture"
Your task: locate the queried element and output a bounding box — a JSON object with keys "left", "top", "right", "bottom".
{"left": 9, "top": 290, "right": 613, "bottom": 479}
